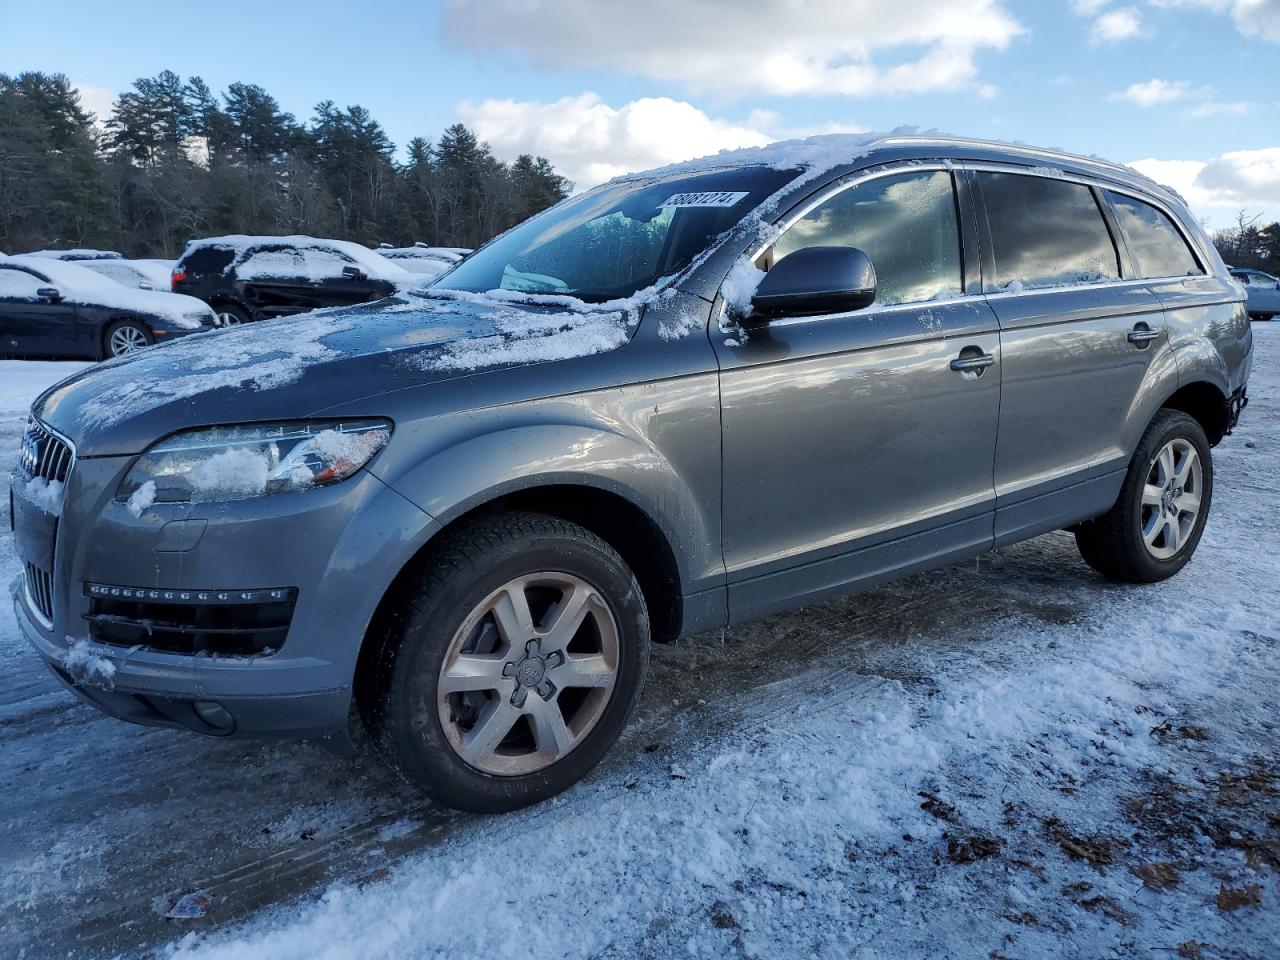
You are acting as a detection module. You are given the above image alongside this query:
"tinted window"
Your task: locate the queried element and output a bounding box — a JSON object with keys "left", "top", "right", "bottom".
{"left": 770, "top": 170, "right": 963, "bottom": 306}
{"left": 179, "top": 245, "right": 236, "bottom": 275}
{"left": 0, "top": 267, "right": 44, "bottom": 299}
{"left": 1106, "top": 191, "right": 1201, "bottom": 279}
{"left": 978, "top": 172, "right": 1119, "bottom": 291}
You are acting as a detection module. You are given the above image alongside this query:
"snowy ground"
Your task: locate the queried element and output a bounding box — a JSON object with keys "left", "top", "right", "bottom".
{"left": 1, "top": 331, "right": 1277, "bottom": 959}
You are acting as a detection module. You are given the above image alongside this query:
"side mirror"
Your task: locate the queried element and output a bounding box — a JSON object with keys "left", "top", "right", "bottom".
{"left": 36, "top": 286, "right": 62, "bottom": 302}
{"left": 341, "top": 265, "right": 367, "bottom": 281}
{"left": 747, "top": 246, "right": 877, "bottom": 322}
{"left": 139, "top": 280, "right": 155, "bottom": 290}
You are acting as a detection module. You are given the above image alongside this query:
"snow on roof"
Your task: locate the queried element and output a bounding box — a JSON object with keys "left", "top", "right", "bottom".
{"left": 26, "top": 248, "right": 124, "bottom": 261}
{"left": 183, "top": 235, "right": 413, "bottom": 283}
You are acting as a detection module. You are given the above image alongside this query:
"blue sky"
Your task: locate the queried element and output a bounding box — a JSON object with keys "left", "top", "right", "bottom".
{"left": 1, "top": 0, "right": 1277, "bottom": 226}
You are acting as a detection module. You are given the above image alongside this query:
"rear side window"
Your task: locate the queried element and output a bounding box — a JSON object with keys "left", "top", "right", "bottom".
{"left": 769, "top": 170, "right": 963, "bottom": 307}
{"left": 238, "top": 247, "right": 354, "bottom": 282}
{"left": 179, "top": 245, "right": 236, "bottom": 275}
{"left": 977, "top": 172, "right": 1120, "bottom": 292}
{"left": 0, "top": 268, "right": 45, "bottom": 299}
{"left": 1106, "top": 191, "right": 1202, "bottom": 279}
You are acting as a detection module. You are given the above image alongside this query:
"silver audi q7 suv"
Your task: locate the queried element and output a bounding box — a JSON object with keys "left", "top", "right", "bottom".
{"left": 10, "top": 135, "right": 1252, "bottom": 812}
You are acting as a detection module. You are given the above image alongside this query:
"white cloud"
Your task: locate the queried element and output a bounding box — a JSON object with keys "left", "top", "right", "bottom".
{"left": 1112, "top": 78, "right": 1190, "bottom": 105}
{"left": 458, "top": 94, "right": 789, "bottom": 189}
{"left": 1091, "top": 6, "right": 1144, "bottom": 41}
{"left": 443, "top": 0, "right": 1024, "bottom": 99}
{"left": 1129, "top": 147, "right": 1280, "bottom": 224}
{"left": 73, "top": 83, "right": 115, "bottom": 126}
{"left": 1109, "top": 78, "right": 1252, "bottom": 116}
{"left": 1149, "top": 0, "right": 1280, "bottom": 43}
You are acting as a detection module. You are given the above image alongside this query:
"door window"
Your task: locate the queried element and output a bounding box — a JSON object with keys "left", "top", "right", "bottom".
{"left": 977, "top": 172, "right": 1120, "bottom": 291}
{"left": 768, "top": 170, "right": 963, "bottom": 307}
{"left": 238, "top": 247, "right": 354, "bottom": 282}
{"left": 0, "top": 268, "right": 45, "bottom": 299}
{"left": 1105, "top": 191, "right": 1202, "bottom": 279}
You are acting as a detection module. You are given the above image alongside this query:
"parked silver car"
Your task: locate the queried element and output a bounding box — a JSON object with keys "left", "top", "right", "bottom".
{"left": 10, "top": 135, "right": 1252, "bottom": 812}
{"left": 1229, "top": 268, "right": 1280, "bottom": 319}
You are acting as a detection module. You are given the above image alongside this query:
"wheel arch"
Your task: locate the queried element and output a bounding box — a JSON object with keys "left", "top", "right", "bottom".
{"left": 1159, "top": 380, "right": 1231, "bottom": 446}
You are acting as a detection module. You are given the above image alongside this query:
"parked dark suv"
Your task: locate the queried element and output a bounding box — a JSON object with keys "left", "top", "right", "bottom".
{"left": 171, "top": 235, "right": 412, "bottom": 326}
{"left": 13, "top": 135, "right": 1252, "bottom": 814}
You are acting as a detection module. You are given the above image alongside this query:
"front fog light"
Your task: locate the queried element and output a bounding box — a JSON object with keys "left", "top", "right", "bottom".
{"left": 117, "top": 419, "right": 391, "bottom": 506}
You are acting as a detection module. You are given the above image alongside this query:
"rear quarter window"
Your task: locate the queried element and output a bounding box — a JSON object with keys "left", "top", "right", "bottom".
{"left": 977, "top": 172, "right": 1120, "bottom": 292}
{"left": 178, "top": 245, "right": 236, "bottom": 275}
{"left": 1105, "top": 191, "right": 1202, "bottom": 279}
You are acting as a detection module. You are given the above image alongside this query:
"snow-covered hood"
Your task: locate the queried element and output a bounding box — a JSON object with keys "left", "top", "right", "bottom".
{"left": 34, "top": 293, "right": 637, "bottom": 457}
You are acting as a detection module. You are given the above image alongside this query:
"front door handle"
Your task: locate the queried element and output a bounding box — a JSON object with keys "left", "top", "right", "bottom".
{"left": 1127, "top": 324, "right": 1161, "bottom": 346}
{"left": 950, "top": 353, "right": 996, "bottom": 374}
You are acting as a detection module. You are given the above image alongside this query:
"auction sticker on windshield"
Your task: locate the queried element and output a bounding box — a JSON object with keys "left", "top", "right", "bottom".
{"left": 656, "top": 191, "right": 749, "bottom": 209}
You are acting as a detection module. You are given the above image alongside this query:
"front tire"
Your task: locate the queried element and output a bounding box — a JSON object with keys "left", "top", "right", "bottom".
{"left": 358, "top": 512, "right": 650, "bottom": 813}
{"left": 102, "top": 319, "right": 153, "bottom": 358}
{"left": 1075, "top": 410, "right": 1213, "bottom": 583}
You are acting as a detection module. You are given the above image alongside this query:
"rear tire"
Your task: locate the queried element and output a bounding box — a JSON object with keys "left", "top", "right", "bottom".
{"left": 102, "top": 319, "right": 153, "bottom": 359}
{"left": 358, "top": 511, "right": 650, "bottom": 813}
{"left": 1075, "top": 410, "right": 1212, "bottom": 583}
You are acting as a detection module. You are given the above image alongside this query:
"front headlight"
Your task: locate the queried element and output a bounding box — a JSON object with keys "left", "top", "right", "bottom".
{"left": 116, "top": 419, "right": 392, "bottom": 506}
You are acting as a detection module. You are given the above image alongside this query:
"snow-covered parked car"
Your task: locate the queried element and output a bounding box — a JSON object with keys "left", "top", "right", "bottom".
{"left": 375, "top": 244, "right": 469, "bottom": 278}
{"left": 0, "top": 255, "right": 216, "bottom": 359}
{"left": 77, "top": 258, "right": 178, "bottom": 291}
{"left": 172, "top": 235, "right": 414, "bottom": 326}
{"left": 26, "top": 248, "right": 125, "bottom": 262}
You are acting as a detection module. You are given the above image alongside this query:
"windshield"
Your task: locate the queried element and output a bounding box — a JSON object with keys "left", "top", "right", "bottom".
{"left": 437, "top": 166, "right": 799, "bottom": 302}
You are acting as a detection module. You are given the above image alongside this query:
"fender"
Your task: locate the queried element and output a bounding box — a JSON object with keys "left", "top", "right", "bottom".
{"left": 370, "top": 420, "right": 724, "bottom": 595}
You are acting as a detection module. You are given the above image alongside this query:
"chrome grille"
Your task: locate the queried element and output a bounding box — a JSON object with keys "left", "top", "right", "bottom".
{"left": 24, "top": 563, "right": 54, "bottom": 623}
{"left": 18, "top": 419, "right": 73, "bottom": 484}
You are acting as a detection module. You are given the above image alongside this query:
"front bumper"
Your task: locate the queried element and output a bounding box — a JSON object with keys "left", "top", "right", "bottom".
{"left": 12, "top": 453, "right": 437, "bottom": 739}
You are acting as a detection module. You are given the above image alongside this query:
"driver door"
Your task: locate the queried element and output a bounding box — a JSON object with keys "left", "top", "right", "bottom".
{"left": 0, "top": 267, "right": 77, "bottom": 357}
{"left": 712, "top": 168, "right": 1001, "bottom": 622}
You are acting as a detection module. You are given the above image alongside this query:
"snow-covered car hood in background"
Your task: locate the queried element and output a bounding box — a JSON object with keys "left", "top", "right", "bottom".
{"left": 34, "top": 292, "right": 638, "bottom": 457}
{"left": 7, "top": 255, "right": 213, "bottom": 329}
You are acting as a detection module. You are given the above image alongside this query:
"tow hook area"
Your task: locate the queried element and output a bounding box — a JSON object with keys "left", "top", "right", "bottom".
{"left": 1226, "top": 387, "right": 1249, "bottom": 436}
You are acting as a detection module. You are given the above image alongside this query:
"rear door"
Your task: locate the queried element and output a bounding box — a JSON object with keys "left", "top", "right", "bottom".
{"left": 715, "top": 166, "right": 1001, "bottom": 621}
{"left": 0, "top": 266, "right": 78, "bottom": 357}
{"left": 236, "top": 246, "right": 380, "bottom": 316}
{"left": 970, "top": 169, "right": 1171, "bottom": 544}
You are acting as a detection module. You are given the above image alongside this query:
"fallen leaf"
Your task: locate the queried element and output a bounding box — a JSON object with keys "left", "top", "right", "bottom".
{"left": 1132, "top": 862, "right": 1181, "bottom": 890}
{"left": 1216, "top": 883, "right": 1261, "bottom": 912}
{"left": 947, "top": 833, "right": 1002, "bottom": 863}
{"left": 1176, "top": 941, "right": 1205, "bottom": 959}
{"left": 919, "top": 791, "right": 957, "bottom": 821}
{"left": 164, "top": 890, "right": 213, "bottom": 920}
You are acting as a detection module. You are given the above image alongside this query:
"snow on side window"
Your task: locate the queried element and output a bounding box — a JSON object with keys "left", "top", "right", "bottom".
{"left": 238, "top": 248, "right": 354, "bottom": 283}
{"left": 0, "top": 268, "right": 45, "bottom": 299}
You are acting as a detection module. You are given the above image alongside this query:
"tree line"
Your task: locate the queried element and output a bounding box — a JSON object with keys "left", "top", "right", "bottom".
{"left": 0, "top": 70, "right": 571, "bottom": 259}
{"left": 1212, "top": 212, "right": 1280, "bottom": 277}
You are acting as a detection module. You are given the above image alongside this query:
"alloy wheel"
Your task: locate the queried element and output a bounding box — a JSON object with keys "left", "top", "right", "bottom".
{"left": 436, "top": 572, "right": 620, "bottom": 776}
{"left": 109, "top": 325, "right": 148, "bottom": 356}
{"left": 1140, "top": 438, "right": 1203, "bottom": 560}
{"left": 217, "top": 310, "right": 242, "bottom": 327}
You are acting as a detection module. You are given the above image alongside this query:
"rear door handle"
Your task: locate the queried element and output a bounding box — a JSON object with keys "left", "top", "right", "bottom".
{"left": 950, "top": 353, "right": 996, "bottom": 373}
{"left": 1127, "top": 324, "right": 1161, "bottom": 345}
